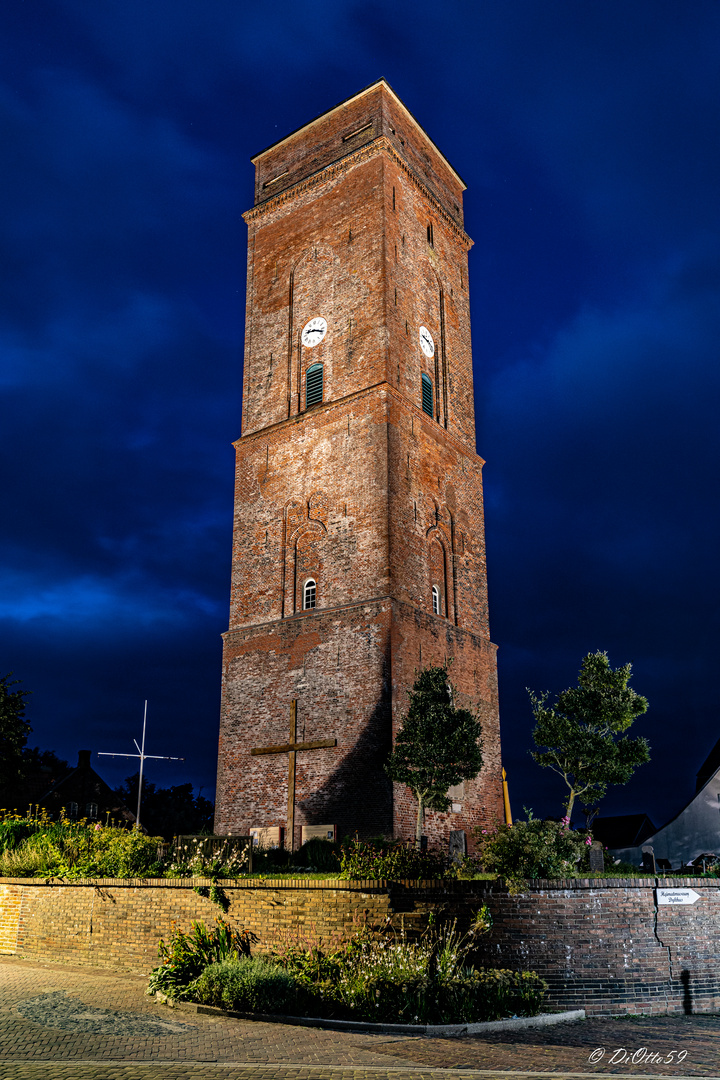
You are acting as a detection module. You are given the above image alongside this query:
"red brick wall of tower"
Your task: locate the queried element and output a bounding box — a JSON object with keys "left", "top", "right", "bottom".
{"left": 214, "top": 80, "right": 504, "bottom": 850}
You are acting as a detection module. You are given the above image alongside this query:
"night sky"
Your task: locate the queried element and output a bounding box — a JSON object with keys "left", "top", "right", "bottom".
{"left": 3, "top": 2, "right": 719, "bottom": 830}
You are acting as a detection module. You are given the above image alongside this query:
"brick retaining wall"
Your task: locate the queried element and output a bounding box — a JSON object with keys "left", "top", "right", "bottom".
{"left": 1, "top": 876, "right": 718, "bottom": 1015}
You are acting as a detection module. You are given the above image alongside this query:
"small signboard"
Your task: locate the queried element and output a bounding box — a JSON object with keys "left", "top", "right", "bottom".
{"left": 250, "top": 825, "right": 284, "bottom": 849}
{"left": 301, "top": 824, "right": 337, "bottom": 843}
{"left": 656, "top": 888, "right": 700, "bottom": 905}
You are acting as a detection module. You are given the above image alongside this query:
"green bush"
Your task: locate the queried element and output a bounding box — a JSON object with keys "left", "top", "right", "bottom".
{"left": 247, "top": 844, "right": 294, "bottom": 873}
{"left": 475, "top": 812, "right": 592, "bottom": 888}
{"left": 0, "top": 818, "right": 43, "bottom": 854}
{"left": 0, "top": 818, "right": 165, "bottom": 879}
{"left": 340, "top": 837, "right": 447, "bottom": 880}
{"left": 269, "top": 907, "right": 547, "bottom": 1024}
{"left": 148, "top": 918, "right": 258, "bottom": 997}
{"left": 297, "top": 837, "right": 341, "bottom": 871}
{"left": 187, "top": 956, "right": 296, "bottom": 1013}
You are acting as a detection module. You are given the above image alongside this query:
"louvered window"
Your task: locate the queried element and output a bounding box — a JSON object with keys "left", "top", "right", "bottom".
{"left": 421, "top": 373, "right": 433, "bottom": 417}
{"left": 306, "top": 363, "right": 323, "bottom": 407}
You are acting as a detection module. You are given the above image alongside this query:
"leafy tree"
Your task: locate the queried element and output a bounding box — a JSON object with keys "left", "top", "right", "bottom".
{"left": 114, "top": 774, "right": 214, "bottom": 841}
{"left": 0, "top": 673, "right": 31, "bottom": 795}
{"left": 384, "top": 663, "right": 483, "bottom": 846}
{"left": 529, "top": 651, "right": 649, "bottom": 823}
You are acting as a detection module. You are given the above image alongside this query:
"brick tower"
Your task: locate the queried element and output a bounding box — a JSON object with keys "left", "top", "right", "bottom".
{"left": 214, "top": 79, "right": 504, "bottom": 850}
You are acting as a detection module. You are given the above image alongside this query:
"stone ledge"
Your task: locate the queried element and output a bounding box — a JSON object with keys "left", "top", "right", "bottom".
{"left": 155, "top": 992, "right": 585, "bottom": 1036}
{"left": 1, "top": 875, "right": 716, "bottom": 890}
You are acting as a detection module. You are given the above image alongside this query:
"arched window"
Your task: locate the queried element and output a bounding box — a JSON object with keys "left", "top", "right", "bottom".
{"left": 432, "top": 585, "right": 440, "bottom": 615}
{"left": 303, "top": 579, "right": 316, "bottom": 610}
{"left": 67, "top": 802, "right": 78, "bottom": 821}
{"left": 85, "top": 802, "right": 98, "bottom": 820}
{"left": 421, "top": 373, "right": 433, "bottom": 417}
{"left": 306, "top": 363, "right": 323, "bottom": 407}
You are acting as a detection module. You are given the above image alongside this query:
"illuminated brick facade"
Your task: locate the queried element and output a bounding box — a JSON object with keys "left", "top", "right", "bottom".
{"left": 214, "top": 80, "right": 504, "bottom": 849}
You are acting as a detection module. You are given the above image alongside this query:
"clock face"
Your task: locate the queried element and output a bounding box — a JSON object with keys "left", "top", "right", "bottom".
{"left": 301, "top": 316, "right": 328, "bottom": 348}
{"left": 419, "top": 325, "right": 435, "bottom": 358}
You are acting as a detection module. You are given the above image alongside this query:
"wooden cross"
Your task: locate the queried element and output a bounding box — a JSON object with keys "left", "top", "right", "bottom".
{"left": 250, "top": 699, "right": 336, "bottom": 853}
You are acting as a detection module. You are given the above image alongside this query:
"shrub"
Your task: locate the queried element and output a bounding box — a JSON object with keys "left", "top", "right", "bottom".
{"left": 0, "top": 816, "right": 45, "bottom": 854}
{"left": 148, "top": 907, "right": 547, "bottom": 1025}
{"left": 297, "top": 836, "right": 341, "bottom": 872}
{"left": 187, "top": 956, "right": 296, "bottom": 1013}
{"left": 340, "top": 837, "right": 447, "bottom": 880}
{"left": 476, "top": 812, "right": 592, "bottom": 889}
{"left": 0, "top": 818, "right": 165, "bottom": 879}
{"left": 268, "top": 906, "right": 547, "bottom": 1024}
{"left": 147, "top": 918, "right": 258, "bottom": 997}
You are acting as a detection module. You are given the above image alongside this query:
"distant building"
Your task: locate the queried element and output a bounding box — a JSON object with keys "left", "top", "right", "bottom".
{"left": 39, "top": 750, "right": 136, "bottom": 825}
{"left": 607, "top": 741, "right": 720, "bottom": 868}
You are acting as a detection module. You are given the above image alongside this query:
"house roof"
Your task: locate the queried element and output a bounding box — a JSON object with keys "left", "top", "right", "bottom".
{"left": 592, "top": 813, "right": 657, "bottom": 849}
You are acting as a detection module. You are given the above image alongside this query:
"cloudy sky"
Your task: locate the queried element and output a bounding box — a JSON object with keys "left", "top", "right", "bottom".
{"left": 2, "top": 1, "right": 719, "bottom": 828}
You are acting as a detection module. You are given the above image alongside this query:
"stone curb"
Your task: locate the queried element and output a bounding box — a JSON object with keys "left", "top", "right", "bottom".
{"left": 154, "top": 993, "right": 585, "bottom": 1036}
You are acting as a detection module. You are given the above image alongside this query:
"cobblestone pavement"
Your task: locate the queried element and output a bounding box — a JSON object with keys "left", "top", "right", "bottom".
{"left": 1, "top": 956, "right": 719, "bottom": 1080}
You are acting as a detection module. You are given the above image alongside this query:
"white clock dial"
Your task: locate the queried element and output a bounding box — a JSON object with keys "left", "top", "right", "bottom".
{"left": 301, "top": 316, "right": 328, "bottom": 348}
{"left": 419, "top": 325, "right": 435, "bottom": 358}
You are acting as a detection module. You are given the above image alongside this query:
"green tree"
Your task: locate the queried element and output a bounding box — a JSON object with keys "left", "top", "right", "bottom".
{"left": 529, "top": 651, "right": 649, "bottom": 823}
{"left": 384, "top": 663, "right": 483, "bottom": 846}
{"left": 0, "top": 673, "right": 31, "bottom": 795}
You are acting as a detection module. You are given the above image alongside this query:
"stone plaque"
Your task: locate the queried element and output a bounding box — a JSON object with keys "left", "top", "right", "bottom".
{"left": 449, "top": 830, "right": 466, "bottom": 863}
{"left": 589, "top": 840, "right": 604, "bottom": 872}
{"left": 250, "top": 825, "right": 284, "bottom": 849}
{"left": 301, "top": 824, "right": 336, "bottom": 844}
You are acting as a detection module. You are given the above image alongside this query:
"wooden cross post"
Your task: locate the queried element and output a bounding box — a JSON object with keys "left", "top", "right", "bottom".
{"left": 250, "top": 699, "right": 336, "bottom": 853}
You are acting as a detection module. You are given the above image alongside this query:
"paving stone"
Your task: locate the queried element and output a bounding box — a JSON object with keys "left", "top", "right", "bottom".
{"left": 2, "top": 955, "right": 720, "bottom": 1078}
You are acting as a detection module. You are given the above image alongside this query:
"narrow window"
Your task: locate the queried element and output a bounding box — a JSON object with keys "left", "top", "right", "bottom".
{"left": 342, "top": 122, "right": 373, "bottom": 142}
{"left": 427, "top": 222, "right": 434, "bottom": 246}
{"left": 392, "top": 186, "right": 396, "bottom": 210}
{"left": 432, "top": 586, "right": 440, "bottom": 615}
{"left": 303, "top": 579, "right": 316, "bottom": 610}
{"left": 421, "top": 373, "right": 433, "bottom": 417}
{"left": 86, "top": 802, "right": 98, "bottom": 821}
{"left": 306, "top": 363, "right": 323, "bottom": 407}
{"left": 263, "top": 170, "right": 288, "bottom": 189}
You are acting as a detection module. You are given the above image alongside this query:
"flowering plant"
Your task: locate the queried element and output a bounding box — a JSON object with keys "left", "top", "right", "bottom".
{"left": 475, "top": 810, "right": 593, "bottom": 890}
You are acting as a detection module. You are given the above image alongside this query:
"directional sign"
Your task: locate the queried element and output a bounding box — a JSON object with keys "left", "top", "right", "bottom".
{"left": 656, "top": 888, "right": 700, "bottom": 905}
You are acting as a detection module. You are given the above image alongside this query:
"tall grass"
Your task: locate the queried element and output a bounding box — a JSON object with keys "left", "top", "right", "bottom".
{"left": 0, "top": 811, "right": 163, "bottom": 879}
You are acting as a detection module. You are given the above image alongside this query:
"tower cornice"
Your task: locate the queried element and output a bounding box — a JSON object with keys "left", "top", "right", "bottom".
{"left": 235, "top": 379, "right": 484, "bottom": 467}
{"left": 243, "top": 136, "right": 473, "bottom": 252}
